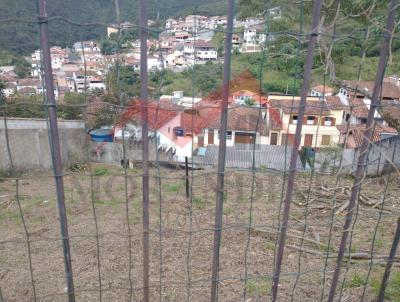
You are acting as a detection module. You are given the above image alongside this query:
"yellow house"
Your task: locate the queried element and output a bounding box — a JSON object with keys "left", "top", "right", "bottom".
{"left": 268, "top": 95, "right": 345, "bottom": 148}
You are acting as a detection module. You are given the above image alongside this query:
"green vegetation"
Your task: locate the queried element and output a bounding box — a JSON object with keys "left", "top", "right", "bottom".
{"left": 343, "top": 273, "right": 367, "bottom": 289}
{"left": 1, "top": 90, "right": 117, "bottom": 124}
{"left": 0, "top": 208, "right": 22, "bottom": 225}
{"left": 59, "top": 92, "right": 85, "bottom": 120}
{"left": 244, "top": 98, "right": 256, "bottom": 106}
{"left": 0, "top": 51, "right": 31, "bottom": 77}
{"left": 245, "top": 278, "right": 271, "bottom": 297}
{"left": 0, "top": 0, "right": 225, "bottom": 55}
{"left": 94, "top": 198, "right": 121, "bottom": 206}
{"left": 164, "top": 183, "right": 182, "bottom": 193}
{"left": 264, "top": 241, "right": 275, "bottom": 251}
{"left": 106, "top": 64, "right": 141, "bottom": 98}
{"left": 68, "top": 161, "right": 86, "bottom": 173}
{"left": 371, "top": 271, "right": 400, "bottom": 301}
{"left": 192, "top": 196, "right": 206, "bottom": 209}
{"left": 93, "top": 167, "right": 109, "bottom": 176}
{"left": 90, "top": 106, "right": 118, "bottom": 129}
{"left": 0, "top": 0, "right": 399, "bottom": 124}
{"left": 0, "top": 194, "right": 51, "bottom": 225}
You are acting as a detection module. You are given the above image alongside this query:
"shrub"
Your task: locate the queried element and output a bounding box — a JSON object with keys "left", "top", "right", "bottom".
{"left": 93, "top": 167, "right": 109, "bottom": 176}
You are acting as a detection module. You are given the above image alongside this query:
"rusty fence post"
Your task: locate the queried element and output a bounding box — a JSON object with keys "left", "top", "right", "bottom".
{"left": 37, "top": 0, "right": 75, "bottom": 301}
{"left": 327, "top": 0, "right": 399, "bottom": 301}
{"left": 270, "top": 0, "right": 323, "bottom": 301}
{"left": 210, "top": 0, "right": 234, "bottom": 301}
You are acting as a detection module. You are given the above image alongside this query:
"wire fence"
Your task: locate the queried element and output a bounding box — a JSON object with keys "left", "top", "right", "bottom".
{"left": 1, "top": 0, "right": 400, "bottom": 301}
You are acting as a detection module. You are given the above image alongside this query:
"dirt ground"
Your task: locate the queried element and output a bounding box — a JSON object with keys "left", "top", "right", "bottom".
{"left": 1, "top": 163, "right": 399, "bottom": 301}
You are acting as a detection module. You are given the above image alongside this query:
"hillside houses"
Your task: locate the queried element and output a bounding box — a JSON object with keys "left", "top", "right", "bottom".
{"left": 183, "top": 40, "right": 218, "bottom": 62}
{"left": 268, "top": 95, "right": 343, "bottom": 148}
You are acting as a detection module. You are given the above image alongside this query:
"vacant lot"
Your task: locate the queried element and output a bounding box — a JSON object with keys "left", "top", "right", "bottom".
{"left": 1, "top": 163, "right": 399, "bottom": 301}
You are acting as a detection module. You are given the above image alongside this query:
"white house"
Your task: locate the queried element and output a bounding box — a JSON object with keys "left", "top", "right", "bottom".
{"left": 88, "top": 77, "right": 106, "bottom": 91}
{"left": 310, "top": 85, "right": 335, "bottom": 98}
{"left": 184, "top": 40, "right": 217, "bottom": 62}
{"left": 243, "top": 24, "right": 266, "bottom": 46}
{"left": 160, "top": 91, "right": 202, "bottom": 108}
{"left": 165, "top": 18, "right": 178, "bottom": 31}
{"left": 73, "top": 41, "right": 101, "bottom": 53}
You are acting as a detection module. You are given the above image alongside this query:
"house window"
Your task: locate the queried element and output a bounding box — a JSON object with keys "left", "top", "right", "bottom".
{"left": 324, "top": 117, "right": 333, "bottom": 126}
{"left": 227, "top": 131, "right": 232, "bottom": 140}
{"left": 307, "top": 116, "right": 315, "bottom": 125}
{"left": 292, "top": 115, "right": 298, "bottom": 124}
{"left": 270, "top": 132, "right": 278, "bottom": 145}
{"left": 321, "top": 135, "right": 331, "bottom": 146}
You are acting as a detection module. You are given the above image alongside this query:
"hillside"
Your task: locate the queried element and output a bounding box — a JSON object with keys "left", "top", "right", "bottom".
{"left": 0, "top": 0, "right": 225, "bottom": 54}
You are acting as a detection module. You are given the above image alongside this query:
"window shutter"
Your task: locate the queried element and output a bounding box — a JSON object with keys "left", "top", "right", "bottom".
{"left": 331, "top": 118, "right": 336, "bottom": 126}
{"left": 321, "top": 117, "right": 325, "bottom": 125}
{"left": 289, "top": 115, "right": 293, "bottom": 124}
{"left": 314, "top": 117, "right": 319, "bottom": 125}
{"left": 303, "top": 116, "right": 307, "bottom": 124}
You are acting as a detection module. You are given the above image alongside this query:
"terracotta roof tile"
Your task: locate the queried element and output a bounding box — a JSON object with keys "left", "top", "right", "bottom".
{"left": 269, "top": 98, "right": 331, "bottom": 115}
{"left": 336, "top": 123, "right": 397, "bottom": 148}
{"left": 208, "top": 105, "right": 265, "bottom": 134}
{"left": 325, "top": 95, "right": 348, "bottom": 110}
{"left": 311, "top": 85, "right": 335, "bottom": 94}
{"left": 343, "top": 80, "right": 400, "bottom": 100}
{"left": 348, "top": 98, "right": 369, "bottom": 118}
{"left": 119, "top": 99, "right": 181, "bottom": 130}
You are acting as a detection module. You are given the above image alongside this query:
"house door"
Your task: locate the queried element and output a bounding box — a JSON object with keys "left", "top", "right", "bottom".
{"left": 198, "top": 136, "right": 204, "bottom": 147}
{"left": 234, "top": 132, "right": 256, "bottom": 144}
{"left": 270, "top": 133, "right": 278, "bottom": 145}
{"left": 208, "top": 130, "right": 214, "bottom": 145}
{"left": 304, "top": 134, "right": 313, "bottom": 147}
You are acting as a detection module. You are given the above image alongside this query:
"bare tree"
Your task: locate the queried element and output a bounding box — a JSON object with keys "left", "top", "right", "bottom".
{"left": 317, "top": 0, "right": 379, "bottom": 81}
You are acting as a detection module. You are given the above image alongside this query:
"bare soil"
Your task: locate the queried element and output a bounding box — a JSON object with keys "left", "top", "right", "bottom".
{"left": 1, "top": 163, "right": 399, "bottom": 301}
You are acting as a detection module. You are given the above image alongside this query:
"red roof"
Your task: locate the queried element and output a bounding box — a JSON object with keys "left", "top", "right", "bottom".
{"left": 325, "top": 95, "right": 348, "bottom": 110}
{"left": 180, "top": 105, "right": 220, "bottom": 134}
{"left": 311, "top": 85, "right": 335, "bottom": 94}
{"left": 119, "top": 99, "right": 180, "bottom": 130}
{"left": 269, "top": 107, "right": 283, "bottom": 130}
{"left": 336, "top": 123, "right": 397, "bottom": 148}
{"left": 207, "top": 105, "right": 266, "bottom": 134}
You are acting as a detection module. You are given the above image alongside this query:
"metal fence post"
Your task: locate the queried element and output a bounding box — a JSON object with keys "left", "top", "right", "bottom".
{"left": 37, "top": 1, "right": 75, "bottom": 301}
{"left": 271, "top": 0, "right": 323, "bottom": 300}
{"left": 377, "top": 217, "right": 400, "bottom": 302}
{"left": 139, "top": 0, "right": 150, "bottom": 300}
{"left": 210, "top": 0, "right": 234, "bottom": 301}
{"left": 327, "top": 0, "right": 399, "bottom": 300}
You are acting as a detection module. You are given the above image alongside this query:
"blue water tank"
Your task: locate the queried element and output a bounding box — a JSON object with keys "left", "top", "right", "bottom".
{"left": 89, "top": 129, "right": 113, "bottom": 142}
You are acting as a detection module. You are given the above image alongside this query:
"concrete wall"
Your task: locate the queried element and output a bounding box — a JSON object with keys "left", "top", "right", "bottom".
{"left": 356, "top": 135, "right": 400, "bottom": 176}
{"left": 314, "top": 148, "right": 355, "bottom": 174}
{"left": 0, "top": 118, "right": 86, "bottom": 171}
{"left": 90, "top": 136, "right": 175, "bottom": 164}
{"left": 314, "top": 135, "right": 400, "bottom": 176}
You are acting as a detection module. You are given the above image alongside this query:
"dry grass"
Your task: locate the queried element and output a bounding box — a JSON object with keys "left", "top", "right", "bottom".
{"left": 0, "top": 163, "right": 399, "bottom": 301}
